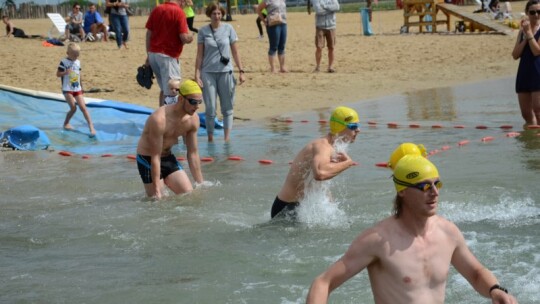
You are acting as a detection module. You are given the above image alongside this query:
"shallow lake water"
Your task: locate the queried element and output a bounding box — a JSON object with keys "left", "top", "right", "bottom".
{"left": 1, "top": 77, "right": 539, "bottom": 303}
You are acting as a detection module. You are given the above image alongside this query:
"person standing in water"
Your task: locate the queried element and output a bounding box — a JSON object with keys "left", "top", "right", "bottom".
{"left": 306, "top": 153, "right": 518, "bottom": 304}
{"left": 136, "top": 79, "right": 204, "bottom": 200}
{"left": 270, "top": 106, "right": 360, "bottom": 218}
{"left": 512, "top": 0, "right": 540, "bottom": 126}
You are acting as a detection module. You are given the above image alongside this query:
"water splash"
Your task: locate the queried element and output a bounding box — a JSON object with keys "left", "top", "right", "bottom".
{"left": 296, "top": 139, "right": 351, "bottom": 228}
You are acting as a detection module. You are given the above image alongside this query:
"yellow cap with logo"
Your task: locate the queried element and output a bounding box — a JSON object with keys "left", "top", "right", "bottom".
{"left": 179, "top": 79, "right": 202, "bottom": 96}
{"left": 393, "top": 155, "right": 439, "bottom": 192}
{"left": 329, "top": 106, "right": 360, "bottom": 134}
{"left": 388, "top": 143, "right": 427, "bottom": 169}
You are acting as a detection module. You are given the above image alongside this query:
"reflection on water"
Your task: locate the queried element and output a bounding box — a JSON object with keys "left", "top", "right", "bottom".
{"left": 516, "top": 129, "right": 540, "bottom": 170}
{"left": 405, "top": 87, "right": 457, "bottom": 121}
{"left": 1, "top": 77, "right": 539, "bottom": 303}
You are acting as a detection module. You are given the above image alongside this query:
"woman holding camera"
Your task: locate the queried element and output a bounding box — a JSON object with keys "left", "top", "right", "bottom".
{"left": 195, "top": 3, "right": 245, "bottom": 143}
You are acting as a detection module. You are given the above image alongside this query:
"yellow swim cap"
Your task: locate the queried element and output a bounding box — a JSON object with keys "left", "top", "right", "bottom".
{"left": 388, "top": 143, "right": 427, "bottom": 170}
{"left": 393, "top": 155, "right": 439, "bottom": 192}
{"left": 329, "top": 106, "right": 360, "bottom": 134}
{"left": 179, "top": 79, "right": 202, "bottom": 96}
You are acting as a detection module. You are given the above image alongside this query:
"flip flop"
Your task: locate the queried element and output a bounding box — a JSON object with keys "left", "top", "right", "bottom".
{"left": 328, "top": 68, "right": 336, "bottom": 73}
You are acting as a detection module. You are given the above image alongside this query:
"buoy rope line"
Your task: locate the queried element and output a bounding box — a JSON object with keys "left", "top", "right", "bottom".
{"left": 54, "top": 119, "right": 539, "bottom": 166}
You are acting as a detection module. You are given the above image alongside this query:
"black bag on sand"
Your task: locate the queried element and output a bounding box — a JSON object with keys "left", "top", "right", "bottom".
{"left": 136, "top": 65, "right": 154, "bottom": 90}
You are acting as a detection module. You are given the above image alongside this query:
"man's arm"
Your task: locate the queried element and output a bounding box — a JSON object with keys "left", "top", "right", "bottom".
{"left": 307, "top": 227, "right": 380, "bottom": 303}
{"left": 184, "top": 118, "right": 203, "bottom": 184}
{"left": 450, "top": 224, "right": 518, "bottom": 303}
{"left": 311, "top": 143, "right": 354, "bottom": 181}
{"left": 179, "top": 32, "right": 193, "bottom": 44}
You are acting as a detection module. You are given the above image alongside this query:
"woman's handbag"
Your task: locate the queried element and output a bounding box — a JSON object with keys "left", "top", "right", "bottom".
{"left": 267, "top": 11, "right": 283, "bottom": 26}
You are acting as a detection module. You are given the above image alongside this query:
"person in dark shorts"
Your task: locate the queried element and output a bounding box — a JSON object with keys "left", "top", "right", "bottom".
{"left": 136, "top": 79, "right": 204, "bottom": 199}
{"left": 3, "top": 15, "right": 29, "bottom": 38}
{"left": 271, "top": 106, "right": 360, "bottom": 219}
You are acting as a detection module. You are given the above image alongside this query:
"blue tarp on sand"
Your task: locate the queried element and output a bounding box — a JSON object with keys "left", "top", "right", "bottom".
{"left": 0, "top": 85, "right": 221, "bottom": 155}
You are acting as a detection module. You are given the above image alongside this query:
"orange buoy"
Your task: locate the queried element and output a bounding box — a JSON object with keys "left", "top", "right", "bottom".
{"left": 200, "top": 157, "right": 214, "bottom": 162}
{"left": 82, "top": 155, "right": 90, "bottom": 159}
{"left": 351, "top": 161, "right": 359, "bottom": 166}
{"left": 300, "top": 120, "right": 309, "bottom": 123}
{"left": 429, "top": 150, "right": 440, "bottom": 156}
{"left": 101, "top": 153, "right": 113, "bottom": 157}
{"left": 441, "top": 145, "right": 451, "bottom": 151}
{"left": 476, "top": 125, "right": 488, "bottom": 130}
{"left": 481, "top": 136, "right": 495, "bottom": 142}
{"left": 258, "top": 159, "right": 273, "bottom": 165}
{"left": 431, "top": 124, "right": 443, "bottom": 129}
{"left": 367, "top": 121, "right": 377, "bottom": 125}
{"left": 500, "top": 125, "right": 513, "bottom": 130}
{"left": 318, "top": 119, "right": 328, "bottom": 124}
{"left": 58, "top": 151, "right": 72, "bottom": 157}
{"left": 506, "top": 132, "right": 520, "bottom": 137}
{"left": 375, "top": 162, "right": 388, "bottom": 168}
{"left": 527, "top": 125, "right": 540, "bottom": 129}
{"left": 453, "top": 125, "right": 465, "bottom": 129}
{"left": 458, "top": 140, "right": 470, "bottom": 146}
{"left": 409, "top": 123, "right": 421, "bottom": 128}
{"left": 284, "top": 118, "right": 294, "bottom": 123}
{"left": 177, "top": 156, "right": 186, "bottom": 161}
{"left": 227, "top": 155, "right": 244, "bottom": 161}
{"left": 387, "top": 122, "right": 398, "bottom": 128}
{"left": 126, "top": 154, "right": 137, "bottom": 160}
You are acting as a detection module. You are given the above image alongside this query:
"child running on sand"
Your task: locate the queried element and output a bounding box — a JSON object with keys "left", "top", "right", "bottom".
{"left": 56, "top": 42, "right": 96, "bottom": 137}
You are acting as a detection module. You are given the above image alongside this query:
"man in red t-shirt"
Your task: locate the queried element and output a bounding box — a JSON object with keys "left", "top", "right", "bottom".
{"left": 145, "top": 0, "right": 194, "bottom": 106}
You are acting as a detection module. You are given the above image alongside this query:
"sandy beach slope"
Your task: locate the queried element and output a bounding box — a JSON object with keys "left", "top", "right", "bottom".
{"left": 0, "top": 2, "right": 525, "bottom": 121}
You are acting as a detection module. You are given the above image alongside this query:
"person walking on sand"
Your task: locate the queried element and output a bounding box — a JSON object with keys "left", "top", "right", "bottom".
{"left": 306, "top": 154, "right": 518, "bottom": 304}
{"left": 136, "top": 79, "right": 204, "bottom": 200}
{"left": 255, "top": 0, "right": 267, "bottom": 39}
{"left": 308, "top": 0, "right": 340, "bottom": 73}
{"left": 271, "top": 106, "right": 360, "bottom": 219}
{"left": 106, "top": 0, "right": 130, "bottom": 49}
{"left": 195, "top": 3, "right": 246, "bottom": 143}
{"left": 182, "top": 0, "right": 198, "bottom": 33}
{"left": 145, "top": 0, "right": 194, "bottom": 107}
{"left": 512, "top": 0, "right": 540, "bottom": 126}
{"left": 257, "top": 0, "right": 288, "bottom": 73}
{"left": 56, "top": 42, "right": 96, "bottom": 137}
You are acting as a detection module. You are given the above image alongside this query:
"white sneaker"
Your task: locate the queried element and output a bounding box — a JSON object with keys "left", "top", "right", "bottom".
{"left": 85, "top": 33, "right": 94, "bottom": 42}
{"left": 95, "top": 33, "right": 103, "bottom": 41}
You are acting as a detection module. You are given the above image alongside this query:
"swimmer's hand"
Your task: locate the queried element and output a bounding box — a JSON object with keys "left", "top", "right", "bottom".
{"left": 331, "top": 152, "right": 351, "bottom": 163}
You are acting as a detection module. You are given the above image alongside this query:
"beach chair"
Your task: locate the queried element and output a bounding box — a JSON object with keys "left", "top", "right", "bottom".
{"left": 47, "top": 13, "right": 67, "bottom": 39}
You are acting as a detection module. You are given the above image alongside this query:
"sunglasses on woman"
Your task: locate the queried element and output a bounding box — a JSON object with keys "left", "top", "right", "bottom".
{"left": 529, "top": 10, "right": 540, "bottom": 16}
{"left": 393, "top": 176, "right": 443, "bottom": 192}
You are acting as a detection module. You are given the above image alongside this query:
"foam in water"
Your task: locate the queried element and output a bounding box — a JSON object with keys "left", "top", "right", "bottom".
{"left": 296, "top": 139, "right": 351, "bottom": 228}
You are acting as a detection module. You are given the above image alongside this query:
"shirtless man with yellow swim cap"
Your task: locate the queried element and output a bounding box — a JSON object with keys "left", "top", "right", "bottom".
{"left": 271, "top": 106, "right": 360, "bottom": 218}
{"left": 307, "top": 154, "right": 518, "bottom": 304}
{"left": 136, "top": 79, "right": 204, "bottom": 199}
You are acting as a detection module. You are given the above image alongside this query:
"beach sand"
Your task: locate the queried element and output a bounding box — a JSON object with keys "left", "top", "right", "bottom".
{"left": 0, "top": 2, "right": 525, "bottom": 121}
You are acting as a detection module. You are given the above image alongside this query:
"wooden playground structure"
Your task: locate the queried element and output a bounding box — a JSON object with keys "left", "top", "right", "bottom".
{"left": 402, "top": 0, "right": 512, "bottom": 34}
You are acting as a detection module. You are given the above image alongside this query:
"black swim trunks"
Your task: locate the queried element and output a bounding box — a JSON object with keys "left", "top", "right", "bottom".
{"left": 271, "top": 196, "right": 300, "bottom": 219}
{"left": 136, "top": 153, "right": 183, "bottom": 184}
